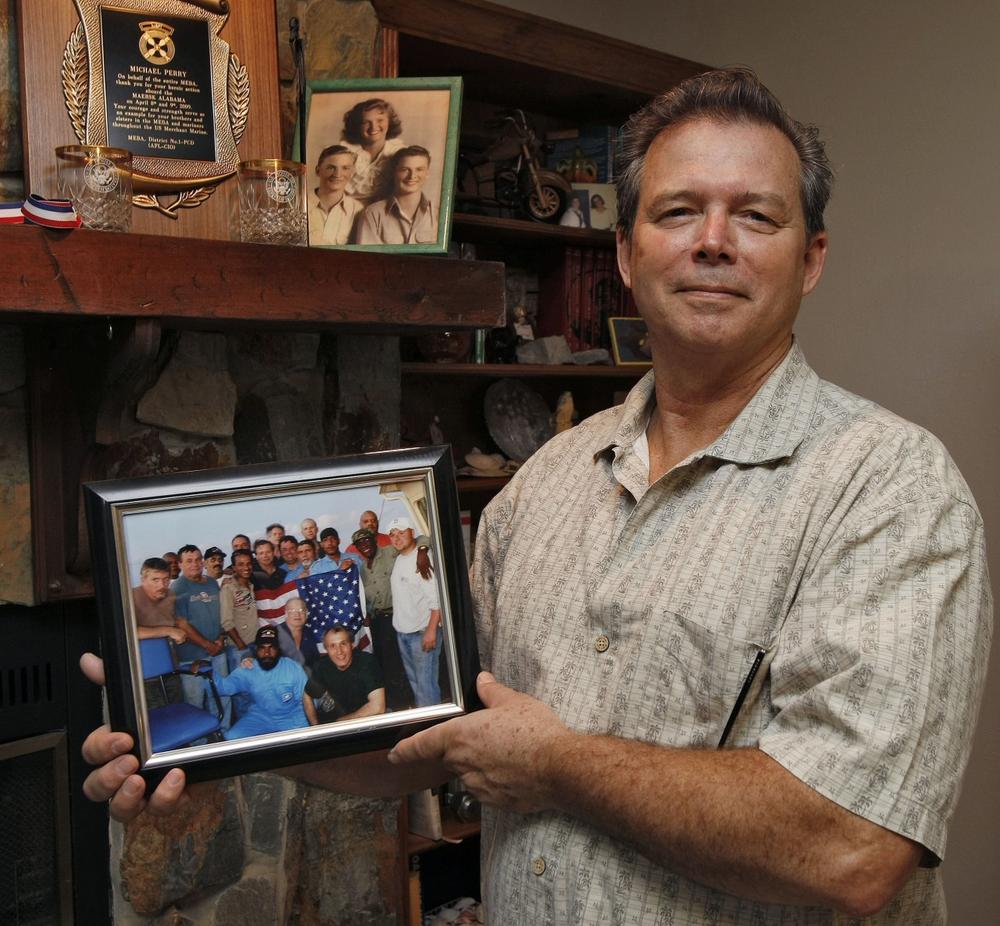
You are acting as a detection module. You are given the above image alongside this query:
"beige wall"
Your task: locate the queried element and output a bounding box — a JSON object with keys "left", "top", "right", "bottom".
{"left": 497, "top": 0, "right": 1000, "bottom": 918}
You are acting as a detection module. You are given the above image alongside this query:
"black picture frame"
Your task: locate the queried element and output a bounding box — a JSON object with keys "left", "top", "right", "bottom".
{"left": 84, "top": 446, "right": 479, "bottom": 786}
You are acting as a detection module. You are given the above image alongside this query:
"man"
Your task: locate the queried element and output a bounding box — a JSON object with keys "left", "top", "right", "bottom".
{"left": 317, "top": 527, "right": 365, "bottom": 573}
{"left": 251, "top": 539, "right": 286, "bottom": 591}
{"left": 266, "top": 523, "right": 285, "bottom": 550}
{"left": 558, "top": 194, "right": 586, "bottom": 227}
{"left": 308, "top": 145, "right": 363, "bottom": 246}
{"left": 171, "top": 545, "right": 231, "bottom": 733}
{"left": 220, "top": 549, "right": 258, "bottom": 717}
{"left": 387, "top": 518, "right": 442, "bottom": 707}
{"left": 202, "top": 626, "right": 317, "bottom": 740}
{"left": 300, "top": 518, "right": 319, "bottom": 542}
{"left": 231, "top": 534, "right": 251, "bottom": 553}
{"left": 311, "top": 625, "right": 386, "bottom": 722}
{"left": 83, "top": 69, "right": 991, "bottom": 925}
{"left": 285, "top": 539, "right": 316, "bottom": 581}
{"left": 132, "top": 557, "right": 186, "bottom": 709}
{"left": 161, "top": 551, "right": 180, "bottom": 580}
{"left": 278, "top": 536, "right": 300, "bottom": 574}
{"left": 203, "top": 547, "right": 226, "bottom": 581}
{"left": 345, "top": 511, "right": 391, "bottom": 554}
{"left": 355, "top": 146, "right": 438, "bottom": 245}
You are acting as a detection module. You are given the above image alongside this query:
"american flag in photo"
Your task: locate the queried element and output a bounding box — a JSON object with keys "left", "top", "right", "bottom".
{"left": 254, "top": 579, "right": 299, "bottom": 625}
{"left": 296, "top": 569, "right": 364, "bottom": 643}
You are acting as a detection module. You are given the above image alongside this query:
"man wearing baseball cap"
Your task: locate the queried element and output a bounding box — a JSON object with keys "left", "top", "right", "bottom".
{"left": 201, "top": 625, "right": 317, "bottom": 741}
{"left": 387, "top": 516, "right": 442, "bottom": 707}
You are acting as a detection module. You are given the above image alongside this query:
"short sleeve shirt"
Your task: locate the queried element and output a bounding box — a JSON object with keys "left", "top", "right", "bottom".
{"left": 472, "top": 343, "right": 992, "bottom": 925}
{"left": 132, "top": 586, "right": 175, "bottom": 628}
{"left": 171, "top": 575, "right": 222, "bottom": 662}
{"left": 214, "top": 656, "right": 309, "bottom": 731}
{"left": 391, "top": 548, "right": 440, "bottom": 633}
{"left": 312, "top": 652, "right": 385, "bottom": 717}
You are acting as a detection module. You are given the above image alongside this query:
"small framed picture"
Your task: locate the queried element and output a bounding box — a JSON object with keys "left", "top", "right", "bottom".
{"left": 572, "top": 182, "right": 618, "bottom": 231}
{"left": 84, "top": 447, "right": 479, "bottom": 785}
{"left": 608, "top": 316, "right": 653, "bottom": 366}
{"left": 299, "top": 77, "right": 462, "bottom": 253}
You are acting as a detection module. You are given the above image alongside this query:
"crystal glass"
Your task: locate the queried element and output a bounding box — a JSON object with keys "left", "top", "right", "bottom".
{"left": 55, "top": 145, "right": 133, "bottom": 232}
{"left": 237, "top": 159, "right": 307, "bottom": 245}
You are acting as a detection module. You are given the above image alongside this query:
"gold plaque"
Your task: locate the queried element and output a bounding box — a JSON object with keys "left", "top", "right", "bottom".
{"left": 62, "top": 0, "right": 250, "bottom": 217}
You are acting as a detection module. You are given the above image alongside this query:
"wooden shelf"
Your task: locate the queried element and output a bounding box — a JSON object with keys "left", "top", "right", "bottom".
{"left": 456, "top": 475, "right": 511, "bottom": 495}
{"left": 402, "top": 361, "right": 645, "bottom": 378}
{"left": 0, "top": 225, "right": 504, "bottom": 331}
{"left": 453, "top": 212, "right": 616, "bottom": 248}
{"left": 407, "top": 815, "right": 481, "bottom": 856}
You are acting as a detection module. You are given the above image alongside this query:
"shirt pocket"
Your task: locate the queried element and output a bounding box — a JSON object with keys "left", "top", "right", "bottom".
{"left": 627, "top": 609, "right": 772, "bottom": 749}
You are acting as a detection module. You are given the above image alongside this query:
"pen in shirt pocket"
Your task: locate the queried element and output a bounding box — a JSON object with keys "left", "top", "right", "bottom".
{"left": 718, "top": 644, "right": 771, "bottom": 749}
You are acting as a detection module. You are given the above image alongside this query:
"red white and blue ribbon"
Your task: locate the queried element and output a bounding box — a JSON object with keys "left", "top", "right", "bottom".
{"left": 0, "top": 202, "right": 24, "bottom": 225}
{"left": 21, "top": 194, "right": 82, "bottom": 229}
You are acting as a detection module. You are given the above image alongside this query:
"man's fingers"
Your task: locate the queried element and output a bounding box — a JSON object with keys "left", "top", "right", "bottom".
{"left": 388, "top": 725, "right": 448, "bottom": 764}
{"left": 106, "top": 775, "right": 149, "bottom": 822}
{"left": 82, "top": 748, "right": 140, "bottom": 803}
{"left": 81, "top": 723, "right": 133, "bottom": 766}
{"left": 146, "top": 768, "right": 188, "bottom": 816}
{"left": 80, "top": 651, "right": 106, "bottom": 687}
{"left": 476, "top": 671, "right": 514, "bottom": 707}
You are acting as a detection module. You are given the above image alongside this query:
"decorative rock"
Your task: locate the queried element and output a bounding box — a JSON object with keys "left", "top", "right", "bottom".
{"left": 0, "top": 325, "right": 25, "bottom": 393}
{"left": 233, "top": 394, "right": 277, "bottom": 465}
{"left": 332, "top": 334, "right": 401, "bottom": 455}
{"left": 137, "top": 332, "right": 237, "bottom": 438}
{"left": 516, "top": 335, "right": 573, "bottom": 365}
{"left": 304, "top": 0, "right": 378, "bottom": 81}
{"left": 120, "top": 780, "right": 244, "bottom": 916}
{"left": 244, "top": 774, "right": 291, "bottom": 857}
{"left": 571, "top": 348, "right": 612, "bottom": 365}
{"left": 262, "top": 370, "right": 326, "bottom": 462}
{"left": 0, "top": 3, "right": 22, "bottom": 173}
{"left": 0, "top": 400, "right": 35, "bottom": 605}
{"left": 210, "top": 876, "right": 276, "bottom": 926}
{"left": 225, "top": 332, "right": 322, "bottom": 398}
{"left": 97, "top": 429, "right": 234, "bottom": 481}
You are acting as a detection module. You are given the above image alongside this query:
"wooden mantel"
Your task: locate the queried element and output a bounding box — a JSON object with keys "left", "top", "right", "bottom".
{"left": 0, "top": 225, "right": 505, "bottom": 331}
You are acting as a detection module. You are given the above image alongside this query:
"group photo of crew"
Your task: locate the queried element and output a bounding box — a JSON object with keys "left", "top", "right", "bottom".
{"left": 124, "top": 479, "right": 449, "bottom": 753}
{"left": 304, "top": 83, "right": 458, "bottom": 248}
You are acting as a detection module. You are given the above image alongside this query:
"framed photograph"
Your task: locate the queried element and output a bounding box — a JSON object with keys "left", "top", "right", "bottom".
{"left": 298, "top": 77, "right": 462, "bottom": 253}
{"left": 84, "top": 446, "right": 479, "bottom": 785}
{"left": 608, "top": 316, "right": 653, "bottom": 366}
{"left": 573, "top": 183, "right": 618, "bottom": 231}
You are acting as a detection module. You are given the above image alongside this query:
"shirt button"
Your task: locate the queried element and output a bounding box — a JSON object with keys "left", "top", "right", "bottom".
{"left": 595, "top": 634, "right": 610, "bottom": 653}
{"left": 531, "top": 856, "right": 547, "bottom": 876}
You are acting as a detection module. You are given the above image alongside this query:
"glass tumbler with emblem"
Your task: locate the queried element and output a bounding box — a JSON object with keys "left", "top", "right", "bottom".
{"left": 55, "top": 145, "right": 133, "bottom": 232}
{"left": 237, "top": 159, "right": 307, "bottom": 246}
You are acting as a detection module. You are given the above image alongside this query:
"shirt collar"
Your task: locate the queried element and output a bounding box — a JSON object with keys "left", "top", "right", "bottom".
{"left": 593, "top": 340, "right": 821, "bottom": 467}
{"left": 387, "top": 194, "right": 431, "bottom": 218}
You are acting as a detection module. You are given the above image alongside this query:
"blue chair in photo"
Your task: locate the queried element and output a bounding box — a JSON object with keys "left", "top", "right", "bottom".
{"left": 140, "top": 637, "right": 224, "bottom": 751}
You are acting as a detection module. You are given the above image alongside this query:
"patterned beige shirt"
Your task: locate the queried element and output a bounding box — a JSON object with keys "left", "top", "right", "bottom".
{"left": 472, "top": 343, "right": 992, "bottom": 925}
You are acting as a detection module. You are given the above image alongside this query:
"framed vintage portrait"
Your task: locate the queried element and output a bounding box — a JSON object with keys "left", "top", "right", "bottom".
{"left": 85, "top": 446, "right": 479, "bottom": 785}
{"left": 299, "top": 77, "right": 462, "bottom": 254}
{"left": 608, "top": 316, "right": 653, "bottom": 366}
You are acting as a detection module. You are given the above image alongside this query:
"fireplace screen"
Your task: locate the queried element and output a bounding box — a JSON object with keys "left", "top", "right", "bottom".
{"left": 0, "top": 732, "right": 73, "bottom": 925}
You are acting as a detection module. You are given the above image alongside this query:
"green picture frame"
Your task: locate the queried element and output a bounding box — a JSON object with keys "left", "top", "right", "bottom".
{"left": 297, "top": 76, "right": 463, "bottom": 255}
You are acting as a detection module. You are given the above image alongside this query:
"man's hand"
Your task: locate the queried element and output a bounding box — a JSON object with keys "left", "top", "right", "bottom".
{"left": 416, "top": 546, "right": 434, "bottom": 580}
{"left": 341, "top": 559, "right": 355, "bottom": 571}
{"left": 388, "top": 672, "right": 573, "bottom": 814}
{"left": 204, "top": 639, "right": 223, "bottom": 657}
{"left": 78, "top": 653, "right": 188, "bottom": 822}
{"left": 166, "top": 626, "right": 187, "bottom": 644}
{"left": 421, "top": 623, "right": 439, "bottom": 652}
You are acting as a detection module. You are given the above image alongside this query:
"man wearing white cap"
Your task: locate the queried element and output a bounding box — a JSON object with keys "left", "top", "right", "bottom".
{"left": 387, "top": 516, "right": 442, "bottom": 706}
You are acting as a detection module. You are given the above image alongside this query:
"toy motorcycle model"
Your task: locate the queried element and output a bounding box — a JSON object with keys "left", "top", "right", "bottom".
{"left": 462, "top": 109, "right": 573, "bottom": 223}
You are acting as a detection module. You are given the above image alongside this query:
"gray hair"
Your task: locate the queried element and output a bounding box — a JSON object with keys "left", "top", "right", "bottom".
{"left": 616, "top": 67, "right": 833, "bottom": 240}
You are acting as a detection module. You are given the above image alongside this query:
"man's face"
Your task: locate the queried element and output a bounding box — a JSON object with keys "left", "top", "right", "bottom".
{"left": 140, "top": 569, "right": 170, "bottom": 602}
{"left": 355, "top": 535, "right": 376, "bottom": 559}
{"left": 204, "top": 554, "right": 224, "bottom": 579}
{"left": 316, "top": 154, "right": 354, "bottom": 195}
{"left": 233, "top": 554, "right": 253, "bottom": 581}
{"left": 286, "top": 600, "right": 307, "bottom": 629}
{"left": 394, "top": 156, "right": 429, "bottom": 197}
{"left": 325, "top": 631, "right": 354, "bottom": 671}
{"left": 321, "top": 534, "right": 340, "bottom": 557}
{"left": 389, "top": 527, "right": 415, "bottom": 552}
{"left": 298, "top": 542, "right": 315, "bottom": 565}
{"left": 359, "top": 511, "right": 378, "bottom": 532}
{"left": 163, "top": 553, "right": 180, "bottom": 579}
{"left": 255, "top": 543, "right": 274, "bottom": 568}
{"left": 256, "top": 642, "right": 279, "bottom": 671}
{"left": 300, "top": 519, "right": 318, "bottom": 540}
{"left": 360, "top": 107, "right": 388, "bottom": 147}
{"left": 280, "top": 538, "right": 299, "bottom": 567}
{"left": 232, "top": 535, "right": 250, "bottom": 552}
{"left": 267, "top": 527, "right": 284, "bottom": 547}
{"left": 616, "top": 118, "right": 827, "bottom": 369}
{"left": 179, "top": 550, "right": 203, "bottom": 581}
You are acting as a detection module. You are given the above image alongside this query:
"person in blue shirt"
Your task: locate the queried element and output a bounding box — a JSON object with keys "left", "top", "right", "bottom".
{"left": 203, "top": 626, "right": 317, "bottom": 741}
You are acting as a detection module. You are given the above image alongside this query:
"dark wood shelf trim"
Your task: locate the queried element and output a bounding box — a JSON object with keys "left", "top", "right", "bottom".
{"left": 402, "top": 362, "right": 645, "bottom": 378}
{"left": 406, "top": 815, "right": 481, "bottom": 856}
{"left": 453, "top": 212, "right": 616, "bottom": 248}
{"left": 0, "top": 225, "right": 505, "bottom": 331}
{"left": 456, "top": 475, "right": 511, "bottom": 495}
